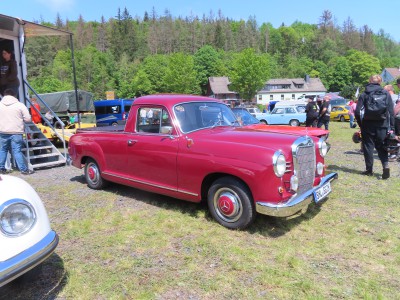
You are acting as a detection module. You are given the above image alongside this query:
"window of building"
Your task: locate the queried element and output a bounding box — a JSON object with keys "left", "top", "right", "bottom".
{"left": 292, "top": 94, "right": 295, "bottom": 100}
{"left": 258, "top": 94, "right": 262, "bottom": 100}
{"left": 270, "top": 95, "right": 273, "bottom": 101}
{"left": 281, "top": 94, "right": 284, "bottom": 100}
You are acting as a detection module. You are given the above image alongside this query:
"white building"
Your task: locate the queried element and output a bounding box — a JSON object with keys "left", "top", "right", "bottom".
{"left": 256, "top": 75, "right": 327, "bottom": 105}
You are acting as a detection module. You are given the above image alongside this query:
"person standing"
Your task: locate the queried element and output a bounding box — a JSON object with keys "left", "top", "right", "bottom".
{"left": 355, "top": 75, "right": 394, "bottom": 179}
{"left": 317, "top": 95, "right": 331, "bottom": 130}
{"left": 349, "top": 99, "right": 357, "bottom": 128}
{"left": 0, "top": 89, "right": 34, "bottom": 175}
{"left": 305, "top": 97, "right": 319, "bottom": 127}
{"left": 394, "top": 99, "right": 400, "bottom": 136}
{"left": 0, "top": 48, "right": 20, "bottom": 97}
{"left": 30, "top": 98, "right": 41, "bottom": 124}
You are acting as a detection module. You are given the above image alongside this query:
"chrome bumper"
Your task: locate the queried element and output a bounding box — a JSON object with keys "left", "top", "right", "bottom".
{"left": 0, "top": 230, "right": 59, "bottom": 287}
{"left": 256, "top": 172, "right": 338, "bottom": 217}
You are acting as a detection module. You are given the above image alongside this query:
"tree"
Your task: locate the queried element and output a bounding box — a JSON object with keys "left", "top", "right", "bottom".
{"left": 326, "top": 56, "right": 352, "bottom": 91}
{"left": 346, "top": 49, "right": 381, "bottom": 86}
{"left": 163, "top": 53, "right": 201, "bottom": 94}
{"left": 229, "top": 48, "right": 270, "bottom": 100}
{"left": 194, "top": 45, "right": 226, "bottom": 94}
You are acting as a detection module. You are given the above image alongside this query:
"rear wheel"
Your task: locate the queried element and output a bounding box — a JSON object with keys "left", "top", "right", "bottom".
{"left": 207, "top": 177, "right": 255, "bottom": 229}
{"left": 260, "top": 120, "right": 267, "bottom": 125}
{"left": 289, "top": 119, "right": 300, "bottom": 126}
{"left": 111, "top": 122, "right": 118, "bottom": 126}
{"left": 84, "top": 158, "right": 108, "bottom": 189}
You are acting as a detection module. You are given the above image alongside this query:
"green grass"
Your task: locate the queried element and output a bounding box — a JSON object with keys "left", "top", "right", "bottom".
{"left": 7, "top": 121, "right": 400, "bottom": 300}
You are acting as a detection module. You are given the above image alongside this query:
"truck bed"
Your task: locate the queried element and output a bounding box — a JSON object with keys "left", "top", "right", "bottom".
{"left": 76, "top": 125, "right": 125, "bottom": 133}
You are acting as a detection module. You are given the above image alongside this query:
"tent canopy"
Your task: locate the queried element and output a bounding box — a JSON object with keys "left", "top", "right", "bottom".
{"left": 0, "top": 14, "right": 72, "bottom": 38}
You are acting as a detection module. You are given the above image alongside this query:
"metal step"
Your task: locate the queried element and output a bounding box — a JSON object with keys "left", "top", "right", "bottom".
{"left": 25, "top": 129, "right": 42, "bottom": 134}
{"left": 28, "top": 153, "right": 62, "bottom": 159}
{"left": 31, "top": 160, "right": 67, "bottom": 169}
{"left": 23, "top": 121, "right": 68, "bottom": 170}
{"left": 22, "top": 145, "right": 54, "bottom": 151}
{"left": 26, "top": 138, "right": 49, "bottom": 142}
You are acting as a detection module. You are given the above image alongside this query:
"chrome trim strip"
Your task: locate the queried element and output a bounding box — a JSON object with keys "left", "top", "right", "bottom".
{"left": 0, "top": 230, "right": 59, "bottom": 287}
{"left": 103, "top": 172, "right": 199, "bottom": 197}
{"left": 256, "top": 172, "right": 338, "bottom": 217}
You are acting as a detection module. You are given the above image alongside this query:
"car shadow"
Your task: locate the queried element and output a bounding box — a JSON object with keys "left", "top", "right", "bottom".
{"left": 70, "top": 174, "right": 202, "bottom": 219}
{"left": 0, "top": 253, "right": 67, "bottom": 300}
{"left": 69, "top": 174, "right": 327, "bottom": 236}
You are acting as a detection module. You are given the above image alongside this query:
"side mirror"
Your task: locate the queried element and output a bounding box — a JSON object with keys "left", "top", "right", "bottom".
{"left": 161, "top": 126, "right": 173, "bottom": 135}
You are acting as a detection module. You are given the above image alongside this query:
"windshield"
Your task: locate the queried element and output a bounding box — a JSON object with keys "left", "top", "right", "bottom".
{"left": 232, "top": 108, "right": 260, "bottom": 125}
{"left": 174, "top": 102, "right": 238, "bottom": 133}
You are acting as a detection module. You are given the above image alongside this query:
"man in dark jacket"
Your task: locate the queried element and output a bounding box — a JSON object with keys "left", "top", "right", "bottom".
{"left": 355, "top": 75, "right": 394, "bottom": 179}
{"left": 305, "top": 97, "right": 319, "bottom": 127}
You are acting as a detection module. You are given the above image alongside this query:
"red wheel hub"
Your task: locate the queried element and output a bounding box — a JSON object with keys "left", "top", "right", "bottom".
{"left": 218, "top": 195, "right": 235, "bottom": 216}
{"left": 88, "top": 166, "right": 96, "bottom": 180}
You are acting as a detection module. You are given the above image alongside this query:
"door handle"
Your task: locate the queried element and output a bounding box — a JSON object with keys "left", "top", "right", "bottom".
{"left": 127, "top": 140, "right": 137, "bottom": 146}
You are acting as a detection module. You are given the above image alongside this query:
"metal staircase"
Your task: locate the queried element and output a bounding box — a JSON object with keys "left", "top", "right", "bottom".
{"left": 23, "top": 121, "right": 67, "bottom": 170}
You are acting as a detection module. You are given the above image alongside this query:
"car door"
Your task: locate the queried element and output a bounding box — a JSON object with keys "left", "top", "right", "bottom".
{"left": 125, "top": 106, "right": 179, "bottom": 191}
{"left": 267, "top": 107, "right": 285, "bottom": 124}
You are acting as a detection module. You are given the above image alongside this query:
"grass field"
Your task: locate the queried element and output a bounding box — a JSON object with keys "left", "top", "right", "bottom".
{"left": 1, "top": 121, "right": 400, "bottom": 300}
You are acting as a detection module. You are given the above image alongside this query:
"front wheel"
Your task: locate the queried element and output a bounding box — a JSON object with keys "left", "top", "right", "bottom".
{"left": 260, "top": 120, "right": 268, "bottom": 125}
{"left": 207, "top": 177, "right": 255, "bottom": 230}
{"left": 84, "top": 158, "right": 108, "bottom": 189}
{"left": 340, "top": 115, "right": 345, "bottom": 122}
{"left": 289, "top": 119, "right": 300, "bottom": 126}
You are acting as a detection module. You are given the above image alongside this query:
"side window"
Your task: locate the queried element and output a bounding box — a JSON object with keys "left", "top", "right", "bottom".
{"left": 137, "top": 107, "right": 172, "bottom": 134}
{"left": 106, "top": 105, "right": 120, "bottom": 114}
{"left": 274, "top": 108, "right": 284, "bottom": 114}
{"left": 285, "top": 107, "right": 296, "bottom": 114}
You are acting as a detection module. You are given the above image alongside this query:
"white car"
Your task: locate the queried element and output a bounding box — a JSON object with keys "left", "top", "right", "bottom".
{"left": 0, "top": 175, "right": 58, "bottom": 287}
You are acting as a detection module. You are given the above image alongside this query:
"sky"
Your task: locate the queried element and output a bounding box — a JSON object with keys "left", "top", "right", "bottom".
{"left": 2, "top": 0, "right": 400, "bottom": 42}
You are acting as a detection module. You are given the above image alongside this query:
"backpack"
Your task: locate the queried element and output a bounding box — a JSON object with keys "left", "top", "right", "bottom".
{"left": 363, "top": 89, "right": 388, "bottom": 121}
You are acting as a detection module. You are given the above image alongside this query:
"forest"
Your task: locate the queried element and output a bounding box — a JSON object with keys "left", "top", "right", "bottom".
{"left": 24, "top": 7, "right": 400, "bottom": 100}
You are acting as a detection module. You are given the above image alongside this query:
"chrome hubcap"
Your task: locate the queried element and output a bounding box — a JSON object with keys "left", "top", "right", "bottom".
{"left": 213, "top": 189, "right": 242, "bottom": 223}
{"left": 87, "top": 163, "right": 99, "bottom": 184}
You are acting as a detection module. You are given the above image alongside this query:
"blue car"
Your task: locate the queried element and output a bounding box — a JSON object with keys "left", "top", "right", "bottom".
{"left": 258, "top": 106, "right": 306, "bottom": 126}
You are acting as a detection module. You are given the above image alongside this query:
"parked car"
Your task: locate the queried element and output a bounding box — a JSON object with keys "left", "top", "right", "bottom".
{"left": 257, "top": 106, "right": 306, "bottom": 126}
{"left": 329, "top": 98, "right": 348, "bottom": 106}
{"left": 330, "top": 105, "right": 350, "bottom": 122}
{"left": 69, "top": 94, "right": 337, "bottom": 230}
{"left": 0, "top": 175, "right": 58, "bottom": 287}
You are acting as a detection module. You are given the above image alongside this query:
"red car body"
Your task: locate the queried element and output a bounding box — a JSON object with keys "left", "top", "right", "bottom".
{"left": 69, "top": 94, "right": 337, "bottom": 229}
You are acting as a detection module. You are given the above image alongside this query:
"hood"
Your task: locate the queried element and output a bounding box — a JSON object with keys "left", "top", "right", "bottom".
{"left": 364, "top": 83, "right": 382, "bottom": 94}
{"left": 191, "top": 126, "right": 311, "bottom": 152}
{"left": 245, "top": 124, "right": 328, "bottom": 138}
{"left": 0, "top": 95, "right": 19, "bottom": 106}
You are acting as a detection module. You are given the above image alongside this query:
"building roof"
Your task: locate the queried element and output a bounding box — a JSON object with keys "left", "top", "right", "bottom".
{"left": 259, "top": 77, "right": 327, "bottom": 94}
{"left": 208, "top": 77, "right": 236, "bottom": 95}
{"left": 382, "top": 68, "right": 400, "bottom": 80}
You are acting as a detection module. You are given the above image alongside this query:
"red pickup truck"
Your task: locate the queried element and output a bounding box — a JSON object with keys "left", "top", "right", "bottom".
{"left": 68, "top": 94, "right": 337, "bottom": 229}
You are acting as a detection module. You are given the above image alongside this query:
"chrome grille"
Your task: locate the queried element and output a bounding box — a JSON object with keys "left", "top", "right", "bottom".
{"left": 293, "top": 137, "right": 315, "bottom": 194}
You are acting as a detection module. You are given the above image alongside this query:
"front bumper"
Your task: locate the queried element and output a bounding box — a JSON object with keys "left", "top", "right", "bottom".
{"left": 0, "top": 230, "right": 59, "bottom": 287}
{"left": 256, "top": 172, "right": 338, "bottom": 217}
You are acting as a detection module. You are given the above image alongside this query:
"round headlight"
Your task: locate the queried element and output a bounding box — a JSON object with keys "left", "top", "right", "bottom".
{"left": 318, "top": 138, "right": 328, "bottom": 157}
{"left": 0, "top": 199, "right": 36, "bottom": 237}
{"left": 273, "top": 151, "right": 287, "bottom": 177}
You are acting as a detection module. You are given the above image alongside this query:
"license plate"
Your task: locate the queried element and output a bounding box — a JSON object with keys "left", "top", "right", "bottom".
{"left": 313, "top": 182, "right": 331, "bottom": 203}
